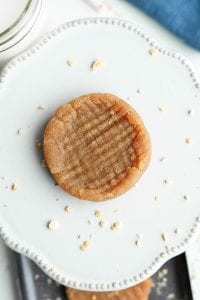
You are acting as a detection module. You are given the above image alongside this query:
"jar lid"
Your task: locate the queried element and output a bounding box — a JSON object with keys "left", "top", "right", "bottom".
{"left": 0, "top": 0, "right": 42, "bottom": 52}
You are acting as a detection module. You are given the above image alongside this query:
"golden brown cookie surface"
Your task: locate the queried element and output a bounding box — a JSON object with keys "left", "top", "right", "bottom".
{"left": 66, "top": 278, "right": 153, "bottom": 300}
{"left": 43, "top": 93, "right": 151, "bottom": 201}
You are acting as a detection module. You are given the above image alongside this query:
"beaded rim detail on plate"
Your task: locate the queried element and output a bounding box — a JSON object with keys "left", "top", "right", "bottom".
{"left": 0, "top": 17, "right": 200, "bottom": 291}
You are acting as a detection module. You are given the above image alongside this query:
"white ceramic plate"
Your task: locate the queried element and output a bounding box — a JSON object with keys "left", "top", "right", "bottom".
{"left": 0, "top": 17, "right": 200, "bottom": 292}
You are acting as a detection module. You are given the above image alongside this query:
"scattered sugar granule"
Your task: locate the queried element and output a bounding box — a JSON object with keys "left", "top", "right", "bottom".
{"left": 77, "top": 234, "right": 82, "bottom": 239}
{"left": 80, "top": 240, "right": 91, "bottom": 252}
{"left": 135, "top": 239, "right": 142, "bottom": 247}
{"left": 91, "top": 59, "right": 103, "bottom": 71}
{"left": 136, "top": 88, "right": 144, "bottom": 95}
{"left": 162, "top": 268, "right": 168, "bottom": 276}
{"left": 67, "top": 59, "right": 76, "bottom": 67}
{"left": 41, "top": 159, "right": 47, "bottom": 168}
{"left": 163, "top": 179, "right": 171, "bottom": 184}
{"left": 17, "top": 128, "right": 23, "bottom": 135}
{"left": 47, "top": 278, "right": 52, "bottom": 285}
{"left": 11, "top": 183, "right": 17, "bottom": 191}
{"left": 34, "top": 274, "right": 40, "bottom": 280}
{"left": 149, "top": 48, "right": 159, "bottom": 56}
{"left": 183, "top": 194, "right": 190, "bottom": 201}
{"left": 38, "top": 104, "right": 45, "bottom": 110}
{"left": 166, "top": 293, "right": 175, "bottom": 300}
{"left": 160, "top": 157, "right": 166, "bottom": 163}
{"left": 89, "top": 233, "right": 94, "bottom": 240}
{"left": 136, "top": 233, "right": 143, "bottom": 240}
{"left": 161, "top": 232, "right": 168, "bottom": 242}
{"left": 94, "top": 210, "right": 102, "bottom": 217}
{"left": 65, "top": 205, "right": 72, "bottom": 214}
{"left": 174, "top": 228, "right": 182, "bottom": 235}
{"left": 185, "top": 137, "right": 192, "bottom": 144}
{"left": 47, "top": 220, "right": 59, "bottom": 231}
{"left": 111, "top": 221, "right": 123, "bottom": 230}
{"left": 87, "top": 218, "right": 93, "bottom": 225}
{"left": 187, "top": 109, "right": 194, "bottom": 116}
{"left": 158, "top": 106, "right": 164, "bottom": 112}
{"left": 99, "top": 220, "right": 108, "bottom": 228}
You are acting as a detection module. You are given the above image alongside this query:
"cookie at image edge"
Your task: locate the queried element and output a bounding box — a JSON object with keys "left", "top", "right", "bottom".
{"left": 43, "top": 93, "right": 151, "bottom": 201}
{"left": 66, "top": 278, "right": 153, "bottom": 300}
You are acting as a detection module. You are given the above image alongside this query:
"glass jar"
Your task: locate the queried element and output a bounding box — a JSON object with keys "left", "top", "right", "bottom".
{"left": 0, "top": 0, "right": 43, "bottom": 53}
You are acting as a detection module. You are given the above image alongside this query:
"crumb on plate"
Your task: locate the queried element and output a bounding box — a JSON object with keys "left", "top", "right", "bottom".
{"left": 67, "top": 59, "right": 76, "bottom": 67}
{"left": 65, "top": 205, "right": 72, "bottom": 214}
{"left": 99, "top": 220, "right": 108, "bottom": 228}
{"left": 91, "top": 59, "right": 103, "bottom": 71}
{"left": 183, "top": 194, "right": 190, "bottom": 200}
{"left": 185, "top": 137, "right": 192, "bottom": 144}
{"left": 11, "top": 183, "right": 17, "bottom": 191}
{"left": 47, "top": 220, "right": 60, "bottom": 231}
{"left": 149, "top": 48, "right": 159, "bottom": 56}
{"left": 135, "top": 239, "right": 142, "bottom": 247}
{"left": 80, "top": 240, "right": 91, "bottom": 252}
{"left": 94, "top": 210, "right": 102, "bottom": 217}
{"left": 161, "top": 233, "right": 168, "bottom": 242}
{"left": 111, "top": 221, "right": 123, "bottom": 230}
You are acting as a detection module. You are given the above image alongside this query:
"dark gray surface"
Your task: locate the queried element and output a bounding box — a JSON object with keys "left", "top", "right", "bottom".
{"left": 14, "top": 253, "right": 193, "bottom": 300}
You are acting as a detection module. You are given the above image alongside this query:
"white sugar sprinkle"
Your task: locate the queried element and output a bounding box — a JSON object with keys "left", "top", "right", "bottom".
{"left": 136, "top": 233, "right": 143, "bottom": 240}
{"left": 34, "top": 274, "right": 40, "bottom": 280}
{"left": 47, "top": 278, "right": 52, "bottom": 285}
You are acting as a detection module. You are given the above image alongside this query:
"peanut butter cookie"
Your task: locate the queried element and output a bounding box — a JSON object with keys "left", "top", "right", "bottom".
{"left": 43, "top": 93, "right": 151, "bottom": 201}
{"left": 66, "top": 278, "right": 153, "bottom": 300}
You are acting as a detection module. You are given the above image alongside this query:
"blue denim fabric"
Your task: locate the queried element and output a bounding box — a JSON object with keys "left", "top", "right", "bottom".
{"left": 127, "top": 0, "right": 200, "bottom": 50}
